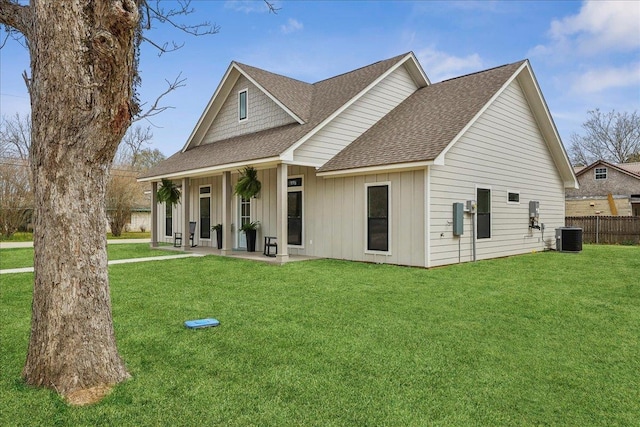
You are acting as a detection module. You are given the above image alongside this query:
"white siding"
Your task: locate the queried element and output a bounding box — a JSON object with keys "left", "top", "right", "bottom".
{"left": 293, "top": 65, "right": 418, "bottom": 166}
{"left": 156, "top": 200, "right": 183, "bottom": 245}
{"left": 202, "top": 75, "right": 296, "bottom": 144}
{"left": 429, "top": 79, "right": 566, "bottom": 267}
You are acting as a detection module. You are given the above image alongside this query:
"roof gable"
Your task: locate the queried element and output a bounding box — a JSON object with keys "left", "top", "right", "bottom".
{"left": 318, "top": 61, "right": 524, "bottom": 174}
{"left": 140, "top": 53, "right": 419, "bottom": 181}
{"left": 577, "top": 160, "right": 640, "bottom": 180}
{"left": 318, "top": 60, "right": 578, "bottom": 189}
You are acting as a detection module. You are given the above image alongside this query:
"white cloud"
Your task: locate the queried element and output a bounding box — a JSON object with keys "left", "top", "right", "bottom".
{"left": 571, "top": 62, "right": 640, "bottom": 93}
{"left": 281, "top": 18, "right": 303, "bottom": 35}
{"left": 533, "top": 0, "right": 640, "bottom": 56}
{"left": 224, "top": 0, "right": 275, "bottom": 14}
{"left": 416, "top": 47, "right": 483, "bottom": 82}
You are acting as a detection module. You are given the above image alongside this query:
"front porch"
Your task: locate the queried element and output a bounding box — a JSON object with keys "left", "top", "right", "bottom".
{"left": 153, "top": 243, "right": 319, "bottom": 265}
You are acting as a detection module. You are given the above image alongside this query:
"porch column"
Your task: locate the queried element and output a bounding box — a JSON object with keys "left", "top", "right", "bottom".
{"left": 221, "top": 171, "right": 233, "bottom": 256}
{"left": 150, "top": 181, "right": 158, "bottom": 247}
{"left": 276, "top": 163, "right": 289, "bottom": 264}
{"left": 181, "top": 178, "right": 190, "bottom": 250}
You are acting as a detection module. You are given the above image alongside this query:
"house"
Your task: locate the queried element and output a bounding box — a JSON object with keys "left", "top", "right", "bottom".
{"left": 139, "top": 52, "right": 577, "bottom": 267}
{"left": 566, "top": 160, "right": 640, "bottom": 216}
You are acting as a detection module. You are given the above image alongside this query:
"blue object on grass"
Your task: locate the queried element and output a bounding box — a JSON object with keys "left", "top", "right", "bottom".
{"left": 184, "top": 318, "right": 220, "bottom": 329}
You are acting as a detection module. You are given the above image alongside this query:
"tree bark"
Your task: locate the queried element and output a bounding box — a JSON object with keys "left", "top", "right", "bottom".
{"left": 19, "top": 0, "right": 139, "bottom": 397}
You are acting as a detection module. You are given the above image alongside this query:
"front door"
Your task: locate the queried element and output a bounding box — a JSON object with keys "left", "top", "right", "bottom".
{"left": 238, "top": 197, "right": 250, "bottom": 249}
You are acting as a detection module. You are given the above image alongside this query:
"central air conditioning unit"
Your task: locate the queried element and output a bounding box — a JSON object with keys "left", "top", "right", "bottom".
{"left": 555, "top": 227, "right": 583, "bottom": 253}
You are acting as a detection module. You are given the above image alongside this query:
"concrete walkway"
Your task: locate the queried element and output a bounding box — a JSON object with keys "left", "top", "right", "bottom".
{"left": 0, "top": 252, "right": 204, "bottom": 275}
{"left": 0, "top": 238, "right": 151, "bottom": 249}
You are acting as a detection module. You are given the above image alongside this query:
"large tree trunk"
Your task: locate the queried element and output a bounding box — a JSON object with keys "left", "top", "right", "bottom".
{"left": 21, "top": 0, "right": 139, "bottom": 399}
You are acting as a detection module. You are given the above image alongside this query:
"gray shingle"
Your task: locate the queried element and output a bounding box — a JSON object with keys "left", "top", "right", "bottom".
{"left": 318, "top": 61, "right": 525, "bottom": 173}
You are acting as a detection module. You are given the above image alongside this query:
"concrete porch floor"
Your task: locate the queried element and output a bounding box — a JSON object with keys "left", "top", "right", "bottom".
{"left": 153, "top": 244, "right": 320, "bottom": 264}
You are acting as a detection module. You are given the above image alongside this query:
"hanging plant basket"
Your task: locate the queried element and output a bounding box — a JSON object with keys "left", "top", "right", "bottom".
{"left": 234, "top": 166, "right": 261, "bottom": 199}
{"left": 157, "top": 178, "right": 181, "bottom": 207}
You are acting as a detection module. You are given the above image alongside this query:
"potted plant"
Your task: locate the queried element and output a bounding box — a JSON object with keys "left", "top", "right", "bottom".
{"left": 240, "top": 220, "right": 260, "bottom": 252}
{"left": 234, "top": 166, "right": 261, "bottom": 199}
{"left": 211, "top": 224, "right": 223, "bottom": 249}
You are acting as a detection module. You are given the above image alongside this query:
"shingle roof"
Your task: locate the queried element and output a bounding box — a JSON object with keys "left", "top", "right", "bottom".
{"left": 318, "top": 61, "right": 525, "bottom": 173}
{"left": 140, "top": 53, "right": 409, "bottom": 179}
{"left": 576, "top": 160, "right": 640, "bottom": 179}
{"left": 234, "top": 62, "right": 314, "bottom": 122}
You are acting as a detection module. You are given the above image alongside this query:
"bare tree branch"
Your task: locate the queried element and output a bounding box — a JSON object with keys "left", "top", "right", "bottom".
{"left": 140, "top": 0, "right": 220, "bottom": 55}
{"left": 0, "top": 0, "right": 32, "bottom": 39}
{"left": 134, "top": 73, "right": 186, "bottom": 123}
{"left": 569, "top": 109, "right": 640, "bottom": 165}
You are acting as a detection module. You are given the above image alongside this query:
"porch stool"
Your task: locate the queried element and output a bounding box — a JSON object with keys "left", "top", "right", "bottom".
{"left": 263, "top": 236, "right": 277, "bottom": 257}
{"left": 174, "top": 232, "right": 183, "bottom": 247}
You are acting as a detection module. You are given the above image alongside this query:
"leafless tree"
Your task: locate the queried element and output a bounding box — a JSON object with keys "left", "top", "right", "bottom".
{"left": 0, "top": 0, "right": 277, "bottom": 404}
{"left": 0, "top": 157, "right": 32, "bottom": 237}
{"left": 569, "top": 109, "right": 640, "bottom": 166}
{"left": 0, "top": 113, "right": 31, "bottom": 160}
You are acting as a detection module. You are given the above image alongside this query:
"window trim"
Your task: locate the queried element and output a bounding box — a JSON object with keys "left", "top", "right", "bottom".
{"left": 287, "top": 175, "right": 304, "bottom": 248}
{"left": 238, "top": 88, "right": 248, "bottom": 122}
{"left": 476, "top": 185, "right": 492, "bottom": 240}
{"left": 364, "top": 181, "right": 392, "bottom": 255}
{"left": 507, "top": 190, "right": 520, "bottom": 204}
{"left": 199, "top": 185, "right": 212, "bottom": 241}
{"left": 595, "top": 167, "right": 607, "bottom": 180}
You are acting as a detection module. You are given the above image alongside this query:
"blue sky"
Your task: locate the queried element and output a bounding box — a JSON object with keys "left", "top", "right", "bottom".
{"left": 1, "top": 0, "right": 639, "bottom": 157}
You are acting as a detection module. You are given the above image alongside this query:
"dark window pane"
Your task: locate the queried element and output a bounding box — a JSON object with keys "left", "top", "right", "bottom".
{"left": 477, "top": 188, "right": 490, "bottom": 239}
{"left": 367, "top": 185, "right": 389, "bottom": 251}
{"left": 165, "top": 203, "right": 172, "bottom": 236}
{"left": 288, "top": 191, "right": 302, "bottom": 245}
{"left": 200, "top": 196, "right": 211, "bottom": 239}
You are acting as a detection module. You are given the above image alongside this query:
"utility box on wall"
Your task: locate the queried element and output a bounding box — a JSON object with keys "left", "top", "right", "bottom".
{"left": 453, "top": 203, "right": 464, "bottom": 236}
{"left": 529, "top": 200, "right": 540, "bottom": 219}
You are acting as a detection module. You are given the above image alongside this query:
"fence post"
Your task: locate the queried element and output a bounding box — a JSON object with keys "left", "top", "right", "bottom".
{"left": 596, "top": 216, "right": 599, "bottom": 244}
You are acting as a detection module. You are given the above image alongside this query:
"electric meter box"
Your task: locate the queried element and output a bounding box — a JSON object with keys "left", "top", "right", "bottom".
{"left": 453, "top": 203, "right": 464, "bottom": 236}
{"left": 529, "top": 201, "right": 540, "bottom": 219}
{"left": 465, "top": 200, "right": 477, "bottom": 213}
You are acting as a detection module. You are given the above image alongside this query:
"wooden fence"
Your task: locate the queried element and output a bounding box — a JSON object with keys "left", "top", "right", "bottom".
{"left": 565, "top": 216, "right": 640, "bottom": 245}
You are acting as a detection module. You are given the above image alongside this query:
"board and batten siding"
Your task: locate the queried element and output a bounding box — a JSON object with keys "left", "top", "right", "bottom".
{"left": 293, "top": 64, "right": 418, "bottom": 166}
{"left": 255, "top": 167, "right": 425, "bottom": 266}
{"left": 429, "top": 78, "right": 566, "bottom": 267}
{"left": 202, "top": 75, "right": 296, "bottom": 144}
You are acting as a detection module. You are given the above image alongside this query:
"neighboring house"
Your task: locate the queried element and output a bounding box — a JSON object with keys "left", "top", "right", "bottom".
{"left": 566, "top": 160, "right": 640, "bottom": 217}
{"left": 139, "top": 52, "right": 577, "bottom": 267}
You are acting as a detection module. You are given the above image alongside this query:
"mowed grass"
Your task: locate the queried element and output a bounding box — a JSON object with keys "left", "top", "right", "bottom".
{"left": 0, "top": 243, "right": 171, "bottom": 270}
{"left": 1, "top": 245, "right": 638, "bottom": 426}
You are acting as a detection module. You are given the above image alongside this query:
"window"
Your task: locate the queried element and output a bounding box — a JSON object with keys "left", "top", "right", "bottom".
{"left": 199, "top": 186, "right": 211, "bottom": 239}
{"left": 287, "top": 177, "right": 303, "bottom": 246}
{"left": 367, "top": 184, "right": 390, "bottom": 252}
{"left": 165, "top": 203, "right": 172, "bottom": 237}
{"left": 238, "top": 89, "right": 247, "bottom": 121}
{"left": 508, "top": 191, "right": 520, "bottom": 203}
{"left": 595, "top": 167, "right": 607, "bottom": 180}
{"left": 477, "top": 188, "right": 491, "bottom": 239}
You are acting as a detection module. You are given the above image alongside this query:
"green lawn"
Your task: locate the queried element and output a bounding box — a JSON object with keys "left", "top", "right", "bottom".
{"left": 1, "top": 245, "right": 638, "bottom": 426}
{"left": 0, "top": 243, "right": 170, "bottom": 270}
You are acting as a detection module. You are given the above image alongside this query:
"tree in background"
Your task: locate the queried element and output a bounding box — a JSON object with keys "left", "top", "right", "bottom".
{"left": 569, "top": 109, "right": 640, "bottom": 166}
{"left": 0, "top": 113, "right": 33, "bottom": 237}
{"left": 108, "top": 125, "right": 165, "bottom": 236}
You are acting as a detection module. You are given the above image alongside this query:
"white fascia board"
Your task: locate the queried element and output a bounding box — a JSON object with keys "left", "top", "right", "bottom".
{"left": 281, "top": 53, "right": 420, "bottom": 159}
{"left": 137, "top": 157, "right": 282, "bottom": 182}
{"left": 235, "top": 66, "right": 305, "bottom": 125}
{"left": 406, "top": 51, "right": 431, "bottom": 87}
{"left": 317, "top": 161, "right": 432, "bottom": 178}
{"left": 181, "top": 63, "right": 239, "bottom": 153}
